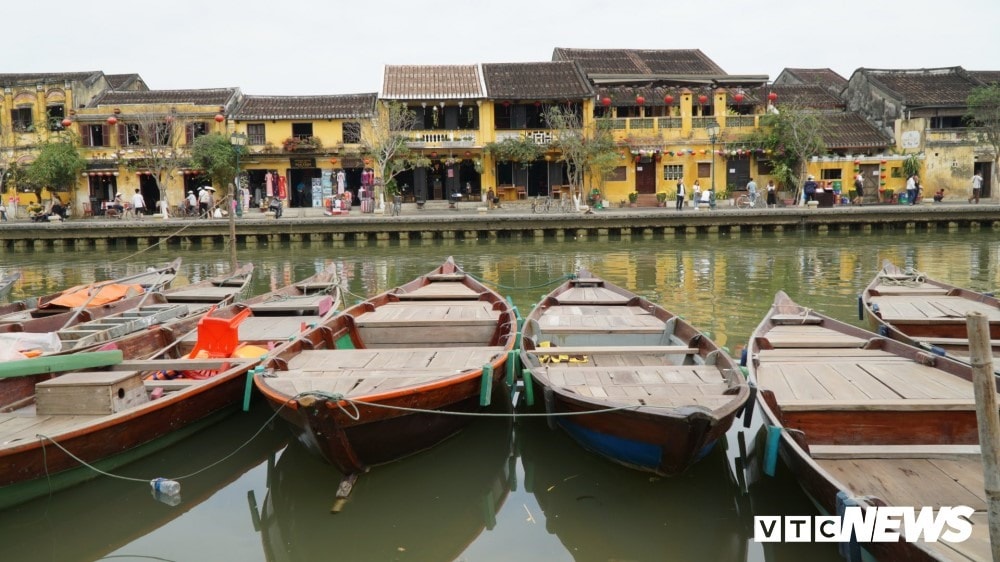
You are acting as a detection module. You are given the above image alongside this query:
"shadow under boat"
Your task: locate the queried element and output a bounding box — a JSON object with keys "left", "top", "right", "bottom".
{"left": 0, "top": 403, "right": 287, "bottom": 562}
{"left": 516, "top": 416, "right": 751, "bottom": 562}
{"left": 257, "top": 415, "right": 514, "bottom": 562}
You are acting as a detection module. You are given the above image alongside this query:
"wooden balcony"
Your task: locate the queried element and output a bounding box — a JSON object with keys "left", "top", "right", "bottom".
{"left": 405, "top": 130, "right": 479, "bottom": 148}
{"left": 600, "top": 115, "right": 760, "bottom": 142}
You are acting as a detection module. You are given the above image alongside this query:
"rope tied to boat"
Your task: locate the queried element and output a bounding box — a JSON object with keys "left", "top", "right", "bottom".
{"left": 293, "top": 390, "right": 642, "bottom": 418}
{"left": 877, "top": 268, "right": 927, "bottom": 287}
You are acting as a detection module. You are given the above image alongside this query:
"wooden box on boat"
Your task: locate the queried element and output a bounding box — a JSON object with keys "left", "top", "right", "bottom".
{"left": 35, "top": 370, "right": 148, "bottom": 415}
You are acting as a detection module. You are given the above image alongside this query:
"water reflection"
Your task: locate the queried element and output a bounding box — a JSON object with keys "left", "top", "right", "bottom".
{"left": 516, "top": 417, "right": 749, "bottom": 562}
{"left": 1, "top": 230, "right": 998, "bottom": 561}
{"left": 0, "top": 405, "right": 286, "bottom": 562}
{"left": 259, "top": 417, "right": 513, "bottom": 562}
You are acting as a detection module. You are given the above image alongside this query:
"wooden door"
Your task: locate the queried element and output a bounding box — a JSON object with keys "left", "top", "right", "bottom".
{"left": 860, "top": 164, "right": 879, "bottom": 200}
{"left": 635, "top": 158, "right": 656, "bottom": 194}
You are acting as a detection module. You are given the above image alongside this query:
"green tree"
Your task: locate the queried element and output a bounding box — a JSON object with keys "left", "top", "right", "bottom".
{"left": 545, "top": 106, "right": 619, "bottom": 202}
{"left": 745, "top": 105, "right": 826, "bottom": 203}
{"left": 361, "top": 100, "right": 417, "bottom": 205}
{"left": 189, "top": 133, "right": 239, "bottom": 199}
{"left": 967, "top": 84, "right": 1000, "bottom": 194}
{"left": 23, "top": 135, "right": 86, "bottom": 204}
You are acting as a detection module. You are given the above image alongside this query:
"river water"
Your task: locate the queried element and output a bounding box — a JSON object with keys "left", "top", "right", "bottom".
{"left": 1, "top": 229, "right": 997, "bottom": 562}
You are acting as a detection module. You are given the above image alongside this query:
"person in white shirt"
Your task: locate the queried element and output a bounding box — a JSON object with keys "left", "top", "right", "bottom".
{"left": 970, "top": 171, "right": 983, "bottom": 204}
{"left": 131, "top": 189, "right": 145, "bottom": 220}
{"left": 186, "top": 191, "right": 197, "bottom": 216}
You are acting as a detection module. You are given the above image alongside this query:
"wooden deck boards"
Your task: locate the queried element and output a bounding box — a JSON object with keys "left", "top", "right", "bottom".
{"left": 394, "top": 281, "right": 481, "bottom": 300}
{"left": 246, "top": 295, "right": 329, "bottom": 314}
{"left": 261, "top": 347, "right": 504, "bottom": 398}
{"left": 757, "top": 358, "right": 974, "bottom": 406}
{"left": 871, "top": 295, "right": 1000, "bottom": 323}
{"left": 763, "top": 324, "right": 869, "bottom": 348}
{"left": 355, "top": 300, "right": 500, "bottom": 328}
{"left": 0, "top": 412, "right": 105, "bottom": 446}
{"left": 540, "top": 364, "right": 735, "bottom": 409}
{"left": 537, "top": 305, "right": 664, "bottom": 333}
{"left": 553, "top": 285, "right": 631, "bottom": 305}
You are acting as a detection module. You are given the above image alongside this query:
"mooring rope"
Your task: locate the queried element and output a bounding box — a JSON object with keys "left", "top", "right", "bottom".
{"left": 291, "top": 390, "right": 642, "bottom": 418}
{"left": 35, "top": 400, "right": 293, "bottom": 486}
{"left": 110, "top": 219, "right": 204, "bottom": 265}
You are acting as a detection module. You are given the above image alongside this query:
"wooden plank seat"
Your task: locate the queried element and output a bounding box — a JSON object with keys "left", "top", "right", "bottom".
{"left": 871, "top": 287, "right": 951, "bottom": 296}
{"left": 143, "top": 378, "right": 208, "bottom": 391}
{"left": 111, "top": 358, "right": 258, "bottom": 371}
{"left": 181, "top": 316, "right": 321, "bottom": 343}
{"left": 553, "top": 285, "right": 631, "bottom": 306}
{"left": 247, "top": 295, "right": 331, "bottom": 314}
{"left": 809, "top": 444, "right": 981, "bottom": 459}
{"left": 770, "top": 313, "right": 823, "bottom": 325}
{"left": 762, "top": 325, "right": 868, "bottom": 348}
{"left": 286, "top": 347, "right": 506, "bottom": 372}
{"left": 527, "top": 345, "right": 697, "bottom": 355}
{"left": 163, "top": 286, "right": 244, "bottom": 302}
{"left": 393, "top": 282, "right": 482, "bottom": 300}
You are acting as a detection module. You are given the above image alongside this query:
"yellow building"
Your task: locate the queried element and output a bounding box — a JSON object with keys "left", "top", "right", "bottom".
{"left": 69, "top": 87, "right": 240, "bottom": 216}
{"left": 229, "top": 93, "right": 377, "bottom": 209}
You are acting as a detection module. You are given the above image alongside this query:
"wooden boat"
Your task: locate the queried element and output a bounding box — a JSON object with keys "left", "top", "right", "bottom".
{"left": 0, "top": 263, "right": 254, "bottom": 354}
{"left": 0, "top": 265, "right": 341, "bottom": 510}
{"left": 747, "top": 290, "right": 992, "bottom": 561}
{"left": 518, "top": 272, "right": 749, "bottom": 476}
{"left": 257, "top": 418, "right": 512, "bottom": 561}
{"left": 0, "top": 257, "right": 182, "bottom": 325}
{"left": 0, "top": 271, "right": 19, "bottom": 300}
{"left": 862, "top": 259, "right": 1000, "bottom": 369}
{"left": 255, "top": 257, "right": 517, "bottom": 475}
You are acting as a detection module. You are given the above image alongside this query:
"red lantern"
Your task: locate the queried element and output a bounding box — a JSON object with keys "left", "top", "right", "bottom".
{"left": 214, "top": 114, "right": 225, "bottom": 123}
{"left": 464, "top": 151, "right": 471, "bottom": 157}
{"left": 106, "top": 116, "right": 117, "bottom": 126}
{"left": 635, "top": 95, "right": 645, "bottom": 106}
{"left": 534, "top": 101, "right": 542, "bottom": 108}
{"left": 329, "top": 158, "right": 338, "bottom": 165}
{"left": 60, "top": 118, "right": 72, "bottom": 127}
{"left": 733, "top": 93, "right": 744, "bottom": 103}
{"left": 430, "top": 151, "right": 437, "bottom": 158}
{"left": 664, "top": 95, "right": 674, "bottom": 105}
{"left": 768, "top": 92, "right": 778, "bottom": 102}
{"left": 502, "top": 100, "right": 511, "bottom": 108}
{"left": 698, "top": 94, "right": 708, "bottom": 104}
{"left": 601, "top": 97, "right": 611, "bottom": 107}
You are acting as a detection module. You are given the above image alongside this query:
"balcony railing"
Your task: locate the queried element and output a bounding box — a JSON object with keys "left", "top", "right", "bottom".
{"left": 494, "top": 130, "right": 555, "bottom": 145}
{"left": 726, "top": 116, "right": 756, "bottom": 128}
{"left": 598, "top": 115, "right": 758, "bottom": 138}
{"left": 406, "top": 130, "right": 479, "bottom": 147}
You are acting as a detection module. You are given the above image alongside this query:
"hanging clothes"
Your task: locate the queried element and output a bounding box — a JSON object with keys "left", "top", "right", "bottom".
{"left": 336, "top": 170, "right": 346, "bottom": 194}
{"left": 265, "top": 171, "right": 274, "bottom": 197}
{"left": 277, "top": 175, "right": 287, "bottom": 199}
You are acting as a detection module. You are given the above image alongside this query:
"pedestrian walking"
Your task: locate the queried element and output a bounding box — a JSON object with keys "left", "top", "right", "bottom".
{"left": 131, "top": 188, "right": 146, "bottom": 219}
{"left": 970, "top": 171, "right": 983, "bottom": 203}
{"left": 766, "top": 180, "right": 777, "bottom": 208}
{"left": 853, "top": 171, "right": 865, "bottom": 206}
{"left": 675, "top": 179, "right": 686, "bottom": 211}
{"left": 692, "top": 180, "right": 701, "bottom": 209}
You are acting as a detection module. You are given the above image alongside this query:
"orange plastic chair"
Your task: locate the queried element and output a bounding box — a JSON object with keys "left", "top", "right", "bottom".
{"left": 187, "top": 306, "right": 253, "bottom": 359}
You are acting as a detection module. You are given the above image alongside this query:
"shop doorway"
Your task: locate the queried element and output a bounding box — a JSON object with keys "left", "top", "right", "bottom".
{"left": 138, "top": 174, "right": 161, "bottom": 216}
{"left": 726, "top": 158, "right": 750, "bottom": 191}
{"left": 289, "top": 168, "right": 321, "bottom": 208}
{"left": 974, "top": 161, "right": 993, "bottom": 199}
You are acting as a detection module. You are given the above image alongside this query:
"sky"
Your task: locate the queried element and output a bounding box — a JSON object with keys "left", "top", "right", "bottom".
{"left": 9, "top": 0, "right": 1000, "bottom": 96}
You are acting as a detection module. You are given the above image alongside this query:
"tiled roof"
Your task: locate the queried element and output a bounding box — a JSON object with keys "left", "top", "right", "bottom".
{"left": 482, "top": 62, "right": 592, "bottom": 100}
{"left": 861, "top": 67, "right": 979, "bottom": 106}
{"left": 381, "top": 65, "right": 484, "bottom": 100}
{"left": 105, "top": 73, "right": 145, "bottom": 91}
{"left": 816, "top": 111, "right": 891, "bottom": 149}
{"left": 0, "top": 71, "right": 103, "bottom": 87}
{"left": 552, "top": 48, "right": 725, "bottom": 76}
{"left": 89, "top": 88, "right": 239, "bottom": 108}
{"left": 970, "top": 71, "right": 1000, "bottom": 85}
{"left": 777, "top": 68, "right": 847, "bottom": 95}
{"left": 759, "top": 84, "right": 844, "bottom": 109}
{"left": 232, "top": 93, "right": 376, "bottom": 119}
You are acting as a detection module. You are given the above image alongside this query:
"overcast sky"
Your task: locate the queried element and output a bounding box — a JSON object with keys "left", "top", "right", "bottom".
{"left": 10, "top": 0, "right": 999, "bottom": 96}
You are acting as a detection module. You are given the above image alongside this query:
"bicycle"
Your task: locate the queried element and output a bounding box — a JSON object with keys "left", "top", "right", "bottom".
{"left": 531, "top": 196, "right": 551, "bottom": 213}
{"left": 736, "top": 191, "right": 764, "bottom": 209}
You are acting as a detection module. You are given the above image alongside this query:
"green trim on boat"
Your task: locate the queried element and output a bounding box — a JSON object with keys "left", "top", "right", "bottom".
{"left": 0, "top": 350, "right": 123, "bottom": 379}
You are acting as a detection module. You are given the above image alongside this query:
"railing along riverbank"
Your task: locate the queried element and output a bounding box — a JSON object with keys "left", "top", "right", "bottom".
{"left": 0, "top": 202, "right": 997, "bottom": 253}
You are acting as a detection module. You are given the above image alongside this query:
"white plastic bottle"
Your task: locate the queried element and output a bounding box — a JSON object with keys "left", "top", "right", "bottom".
{"left": 150, "top": 477, "right": 181, "bottom": 496}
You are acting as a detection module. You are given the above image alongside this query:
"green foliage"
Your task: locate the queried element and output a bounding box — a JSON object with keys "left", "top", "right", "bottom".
{"left": 189, "top": 133, "right": 238, "bottom": 193}
{"left": 627, "top": 192, "right": 638, "bottom": 203}
{"left": 484, "top": 136, "right": 543, "bottom": 163}
{"left": 902, "top": 154, "right": 922, "bottom": 178}
{"left": 24, "top": 136, "right": 86, "bottom": 199}
{"left": 362, "top": 101, "right": 418, "bottom": 201}
{"left": 656, "top": 192, "right": 668, "bottom": 203}
{"left": 744, "top": 107, "right": 826, "bottom": 195}
{"left": 543, "top": 107, "right": 620, "bottom": 200}
{"left": 967, "top": 84, "right": 1000, "bottom": 161}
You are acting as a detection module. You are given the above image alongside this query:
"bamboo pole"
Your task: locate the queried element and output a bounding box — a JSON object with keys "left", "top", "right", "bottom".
{"left": 966, "top": 311, "right": 1000, "bottom": 560}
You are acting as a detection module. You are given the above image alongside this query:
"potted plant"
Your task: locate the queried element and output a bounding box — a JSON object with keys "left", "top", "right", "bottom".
{"left": 627, "top": 192, "right": 638, "bottom": 206}
{"left": 655, "top": 192, "right": 668, "bottom": 207}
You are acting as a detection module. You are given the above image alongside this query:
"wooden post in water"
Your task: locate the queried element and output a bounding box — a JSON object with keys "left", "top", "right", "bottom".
{"left": 967, "top": 311, "right": 1000, "bottom": 560}
{"left": 228, "top": 192, "right": 237, "bottom": 271}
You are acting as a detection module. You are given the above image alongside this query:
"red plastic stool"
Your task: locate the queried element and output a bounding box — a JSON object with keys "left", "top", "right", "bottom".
{"left": 187, "top": 306, "right": 253, "bottom": 359}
